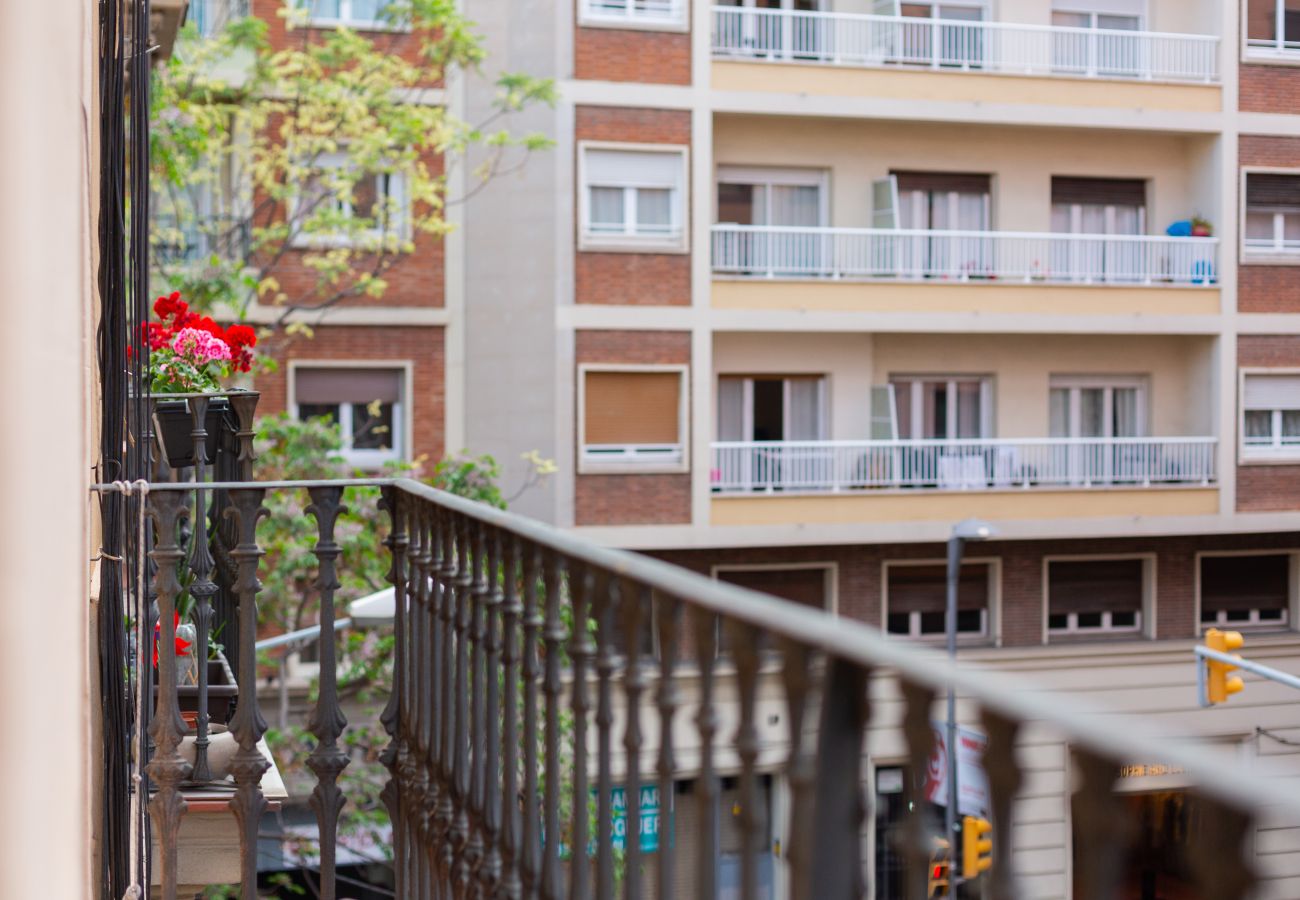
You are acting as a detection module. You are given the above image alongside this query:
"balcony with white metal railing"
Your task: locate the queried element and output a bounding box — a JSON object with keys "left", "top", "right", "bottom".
{"left": 711, "top": 6, "right": 1220, "bottom": 84}
{"left": 711, "top": 436, "right": 1217, "bottom": 494}
{"left": 711, "top": 225, "right": 1218, "bottom": 286}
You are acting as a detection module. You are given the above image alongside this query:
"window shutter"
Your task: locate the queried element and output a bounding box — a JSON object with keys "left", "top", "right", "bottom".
{"left": 1247, "top": 174, "right": 1300, "bottom": 210}
{"left": 1048, "top": 559, "right": 1143, "bottom": 614}
{"left": 892, "top": 171, "right": 991, "bottom": 195}
{"left": 1244, "top": 374, "right": 1300, "bottom": 411}
{"left": 888, "top": 564, "right": 988, "bottom": 615}
{"left": 1201, "top": 555, "right": 1290, "bottom": 613}
{"left": 718, "top": 568, "right": 828, "bottom": 610}
{"left": 1051, "top": 177, "right": 1147, "bottom": 207}
{"left": 585, "top": 148, "right": 682, "bottom": 189}
{"left": 1050, "top": 0, "right": 1142, "bottom": 15}
{"left": 583, "top": 371, "right": 682, "bottom": 445}
{"left": 296, "top": 368, "right": 402, "bottom": 405}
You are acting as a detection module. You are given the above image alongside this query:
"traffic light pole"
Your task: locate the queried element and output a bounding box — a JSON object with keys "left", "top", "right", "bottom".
{"left": 1195, "top": 645, "right": 1300, "bottom": 706}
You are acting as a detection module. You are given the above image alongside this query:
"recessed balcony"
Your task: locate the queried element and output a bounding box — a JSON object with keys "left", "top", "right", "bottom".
{"left": 711, "top": 7, "right": 1220, "bottom": 83}
{"left": 712, "top": 225, "right": 1217, "bottom": 285}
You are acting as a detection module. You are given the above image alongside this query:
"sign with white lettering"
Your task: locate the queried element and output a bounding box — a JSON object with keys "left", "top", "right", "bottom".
{"left": 923, "top": 724, "right": 989, "bottom": 819}
{"left": 612, "top": 785, "right": 662, "bottom": 853}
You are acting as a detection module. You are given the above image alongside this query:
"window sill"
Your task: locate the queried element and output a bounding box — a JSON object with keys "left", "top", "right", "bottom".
{"left": 579, "top": 462, "right": 689, "bottom": 476}
{"left": 1240, "top": 251, "right": 1300, "bottom": 267}
{"left": 305, "top": 17, "right": 412, "bottom": 33}
{"left": 1242, "top": 49, "right": 1300, "bottom": 68}
{"left": 1240, "top": 451, "right": 1300, "bottom": 465}
{"left": 577, "top": 14, "right": 689, "bottom": 33}
{"left": 1046, "top": 631, "right": 1147, "bottom": 646}
{"left": 579, "top": 233, "right": 689, "bottom": 255}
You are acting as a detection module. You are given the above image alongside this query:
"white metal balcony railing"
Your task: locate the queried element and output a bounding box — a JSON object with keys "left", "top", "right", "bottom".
{"left": 711, "top": 437, "right": 1217, "bottom": 493}
{"left": 711, "top": 225, "right": 1218, "bottom": 285}
{"left": 711, "top": 7, "right": 1220, "bottom": 83}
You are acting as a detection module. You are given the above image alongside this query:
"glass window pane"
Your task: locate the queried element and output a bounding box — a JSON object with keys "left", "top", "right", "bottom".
{"left": 955, "top": 609, "right": 983, "bottom": 633}
{"left": 887, "top": 613, "right": 911, "bottom": 635}
{"left": 1098, "top": 15, "right": 1140, "bottom": 31}
{"left": 1285, "top": 212, "right": 1300, "bottom": 243}
{"left": 1283, "top": 410, "right": 1300, "bottom": 442}
{"left": 350, "top": 401, "right": 394, "bottom": 450}
{"left": 298, "top": 402, "right": 339, "bottom": 425}
{"left": 923, "top": 381, "right": 947, "bottom": 439}
{"left": 312, "top": 0, "right": 342, "bottom": 18}
{"left": 1245, "top": 409, "right": 1274, "bottom": 442}
{"left": 635, "top": 187, "right": 672, "bottom": 232}
{"left": 1049, "top": 388, "right": 1069, "bottom": 438}
{"left": 1200, "top": 608, "right": 1216, "bottom": 623}
{"left": 590, "top": 187, "right": 625, "bottom": 232}
{"left": 1288, "top": 1, "right": 1300, "bottom": 45}
{"left": 1077, "top": 611, "right": 1103, "bottom": 629}
{"left": 918, "top": 611, "right": 945, "bottom": 634}
{"left": 1048, "top": 613, "right": 1069, "bottom": 630}
{"left": 1246, "top": 210, "right": 1276, "bottom": 241}
{"left": 1260, "top": 608, "right": 1286, "bottom": 621}
{"left": 1052, "top": 12, "right": 1088, "bottom": 28}
{"left": 349, "top": 0, "right": 380, "bottom": 22}
{"left": 1111, "top": 610, "right": 1137, "bottom": 628}
{"left": 1113, "top": 388, "right": 1139, "bottom": 437}
{"left": 892, "top": 381, "right": 913, "bottom": 439}
{"left": 1248, "top": 0, "right": 1277, "bottom": 43}
{"left": 1079, "top": 388, "right": 1105, "bottom": 438}
{"left": 955, "top": 381, "right": 982, "bottom": 439}
{"left": 770, "top": 185, "right": 822, "bottom": 227}
{"left": 717, "top": 183, "right": 756, "bottom": 225}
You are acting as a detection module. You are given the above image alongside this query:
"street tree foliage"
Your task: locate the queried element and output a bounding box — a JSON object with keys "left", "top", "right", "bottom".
{"left": 151, "top": 0, "right": 555, "bottom": 339}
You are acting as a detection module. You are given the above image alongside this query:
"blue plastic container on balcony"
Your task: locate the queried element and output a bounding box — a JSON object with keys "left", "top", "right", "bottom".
{"left": 1166, "top": 220, "right": 1193, "bottom": 237}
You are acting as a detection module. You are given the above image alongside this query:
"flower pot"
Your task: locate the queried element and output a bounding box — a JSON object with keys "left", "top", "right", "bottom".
{"left": 1192, "top": 225, "right": 1212, "bottom": 237}
{"left": 157, "top": 654, "right": 239, "bottom": 726}
{"left": 180, "top": 724, "right": 239, "bottom": 782}
{"left": 152, "top": 396, "right": 232, "bottom": 469}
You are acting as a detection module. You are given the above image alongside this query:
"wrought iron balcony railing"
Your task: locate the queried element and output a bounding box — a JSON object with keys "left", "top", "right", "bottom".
{"left": 101, "top": 453, "right": 1292, "bottom": 899}
{"left": 711, "top": 224, "right": 1219, "bottom": 285}
{"left": 711, "top": 436, "right": 1218, "bottom": 494}
{"left": 711, "top": 6, "right": 1221, "bottom": 84}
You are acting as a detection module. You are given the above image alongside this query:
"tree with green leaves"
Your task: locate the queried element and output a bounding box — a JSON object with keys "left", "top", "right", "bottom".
{"left": 151, "top": 0, "right": 554, "bottom": 341}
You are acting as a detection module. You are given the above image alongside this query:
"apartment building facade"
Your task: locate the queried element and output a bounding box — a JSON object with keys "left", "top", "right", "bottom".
{"left": 213, "top": 0, "right": 1300, "bottom": 896}
{"left": 448, "top": 0, "right": 1300, "bottom": 897}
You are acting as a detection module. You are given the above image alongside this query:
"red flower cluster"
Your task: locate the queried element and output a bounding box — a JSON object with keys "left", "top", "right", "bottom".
{"left": 142, "top": 292, "right": 257, "bottom": 372}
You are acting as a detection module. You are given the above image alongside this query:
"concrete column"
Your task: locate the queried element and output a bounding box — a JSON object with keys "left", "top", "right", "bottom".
{"left": 0, "top": 0, "right": 95, "bottom": 897}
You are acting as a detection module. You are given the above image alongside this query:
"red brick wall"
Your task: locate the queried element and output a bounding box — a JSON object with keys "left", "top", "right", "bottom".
{"left": 1239, "top": 266, "right": 1300, "bottom": 313}
{"left": 1239, "top": 465, "right": 1300, "bottom": 511}
{"left": 575, "top": 330, "right": 691, "bottom": 525}
{"left": 1241, "top": 135, "right": 1300, "bottom": 167}
{"left": 254, "top": 0, "right": 437, "bottom": 73}
{"left": 574, "top": 26, "right": 691, "bottom": 85}
{"left": 1240, "top": 64, "right": 1300, "bottom": 113}
{"left": 255, "top": 324, "right": 445, "bottom": 465}
{"left": 1239, "top": 335, "right": 1300, "bottom": 367}
{"left": 576, "top": 107, "right": 692, "bottom": 306}
{"left": 653, "top": 533, "right": 1300, "bottom": 647}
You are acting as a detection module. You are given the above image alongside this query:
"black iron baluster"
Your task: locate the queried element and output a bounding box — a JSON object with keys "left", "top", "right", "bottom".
{"left": 402, "top": 501, "right": 425, "bottom": 899}
{"left": 809, "top": 657, "right": 870, "bottom": 900}
{"left": 225, "top": 486, "right": 269, "bottom": 899}
{"left": 227, "top": 391, "right": 259, "bottom": 482}
{"left": 305, "top": 486, "right": 350, "bottom": 900}
{"left": 621, "top": 583, "right": 650, "bottom": 900}
{"left": 435, "top": 505, "right": 460, "bottom": 890}
{"left": 467, "top": 521, "right": 491, "bottom": 892}
{"left": 520, "top": 543, "right": 544, "bottom": 900}
{"left": 499, "top": 534, "right": 524, "bottom": 900}
{"left": 779, "top": 638, "right": 814, "bottom": 900}
{"left": 146, "top": 490, "right": 193, "bottom": 900}
{"left": 378, "top": 487, "right": 409, "bottom": 897}
{"left": 594, "top": 574, "right": 617, "bottom": 900}
{"left": 541, "top": 552, "right": 566, "bottom": 900}
{"left": 453, "top": 513, "right": 476, "bottom": 895}
{"left": 419, "top": 503, "right": 440, "bottom": 899}
{"left": 655, "top": 595, "right": 681, "bottom": 900}
{"left": 730, "top": 621, "right": 762, "bottom": 900}
{"left": 1069, "top": 748, "right": 1130, "bottom": 900}
{"left": 569, "top": 564, "right": 596, "bottom": 900}
{"left": 479, "top": 527, "right": 506, "bottom": 899}
{"left": 979, "top": 711, "right": 1023, "bottom": 900}
{"left": 187, "top": 395, "right": 217, "bottom": 784}
{"left": 900, "top": 681, "right": 938, "bottom": 900}
{"left": 692, "top": 608, "right": 720, "bottom": 900}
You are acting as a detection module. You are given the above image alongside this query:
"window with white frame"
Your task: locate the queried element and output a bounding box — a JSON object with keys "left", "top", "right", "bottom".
{"left": 580, "top": 146, "right": 686, "bottom": 250}
{"left": 580, "top": 367, "right": 687, "bottom": 470}
{"left": 1242, "top": 373, "right": 1300, "bottom": 458}
{"left": 305, "top": 0, "right": 403, "bottom": 28}
{"left": 294, "top": 151, "right": 409, "bottom": 247}
{"left": 293, "top": 366, "right": 405, "bottom": 468}
{"left": 889, "top": 375, "right": 991, "bottom": 440}
{"left": 1200, "top": 554, "right": 1292, "bottom": 631}
{"left": 1245, "top": 173, "right": 1300, "bottom": 256}
{"left": 1247, "top": 0, "right": 1300, "bottom": 54}
{"left": 885, "top": 562, "right": 991, "bottom": 640}
{"left": 1047, "top": 558, "right": 1145, "bottom": 637}
{"left": 581, "top": 0, "right": 685, "bottom": 27}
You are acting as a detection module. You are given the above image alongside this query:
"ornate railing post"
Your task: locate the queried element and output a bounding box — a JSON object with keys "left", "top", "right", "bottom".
{"left": 378, "top": 486, "right": 409, "bottom": 896}
{"left": 306, "top": 485, "right": 350, "bottom": 900}
{"left": 809, "top": 658, "right": 871, "bottom": 900}
{"left": 146, "top": 490, "right": 193, "bottom": 900}
{"left": 187, "top": 395, "right": 217, "bottom": 783}
{"left": 224, "top": 486, "right": 269, "bottom": 899}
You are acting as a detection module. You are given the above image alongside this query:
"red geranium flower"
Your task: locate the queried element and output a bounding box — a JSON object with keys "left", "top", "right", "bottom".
{"left": 153, "top": 611, "right": 193, "bottom": 668}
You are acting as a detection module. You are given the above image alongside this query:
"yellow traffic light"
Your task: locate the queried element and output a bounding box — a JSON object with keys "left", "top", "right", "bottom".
{"left": 1205, "top": 628, "right": 1245, "bottom": 705}
{"left": 927, "top": 858, "right": 949, "bottom": 898}
{"left": 962, "top": 816, "right": 993, "bottom": 879}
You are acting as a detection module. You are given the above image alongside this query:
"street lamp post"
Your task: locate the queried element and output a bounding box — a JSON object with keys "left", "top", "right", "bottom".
{"left": 946, "top": 517, "right": 996, "bottom": 888}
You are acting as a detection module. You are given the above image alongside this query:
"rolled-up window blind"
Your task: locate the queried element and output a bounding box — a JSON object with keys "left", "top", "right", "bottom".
{"left": 1048, "top": 559, "right": 1143, "bottom": 614}
{"left": 1247, "top": 174, "right": 1300, "bottom": 209}
{"left": 584, "top": 370, "right": 682, "bottom": 445}
{"left": 1201, "top": 555, "right": 1290, "bottom": 613}
{"left": 1244, "top": 374, "right": 1300, "bottom": 410}
{"left": 1051, "top": 177, "right": 1146, "bottom": 207}
{"left": 295, "top": 367, "right": 402, "bottom": 405}
{"left": 718, "top": 567, "right": 828, "bottom": 610}
{"left": 888, "top": 564, "right": 989, "bottom": 614}
{"left": 892, "top": 171, "right": 991, "bottom": 195}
